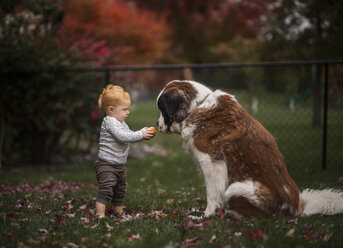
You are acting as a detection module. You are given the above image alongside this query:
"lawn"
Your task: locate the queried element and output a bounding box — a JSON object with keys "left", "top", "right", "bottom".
{"left": 1, "top": 95, "right": 343, "bottom": 248}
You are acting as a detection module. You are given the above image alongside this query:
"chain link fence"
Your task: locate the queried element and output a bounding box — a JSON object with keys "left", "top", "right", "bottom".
{"left": 69, "top": 61, "right": 342, "bottom": 172}
{"left": 3, "top": 61, "right": 342, "bottom": 170}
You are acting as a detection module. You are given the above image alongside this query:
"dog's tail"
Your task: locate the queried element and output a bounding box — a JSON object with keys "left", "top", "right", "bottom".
{"left": 299, "top": 188, "right": 343, "bottom": 216}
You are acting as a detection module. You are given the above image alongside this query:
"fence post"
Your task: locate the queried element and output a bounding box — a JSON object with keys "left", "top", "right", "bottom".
{"left": 312, "top": 64, "right": 322, "bottom": 127}
{"left": 322, "top": 63, "right": 329, "bottom": 170}
{"left": 105, "top": 68, "right": 110, "bottom": 86}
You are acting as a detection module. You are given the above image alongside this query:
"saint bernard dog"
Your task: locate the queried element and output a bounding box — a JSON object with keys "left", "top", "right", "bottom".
{"left": 157, "top": 80, "right": 343, "bottom": 218}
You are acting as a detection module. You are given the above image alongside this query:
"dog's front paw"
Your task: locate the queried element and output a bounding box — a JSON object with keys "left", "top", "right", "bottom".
{"left": 204, "top": 208, "right": 215, "bottom": 217}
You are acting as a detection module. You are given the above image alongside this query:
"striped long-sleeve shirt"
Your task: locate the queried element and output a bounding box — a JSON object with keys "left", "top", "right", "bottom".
{"left": 98, "top": 116, "right": 143, "bottom": 164}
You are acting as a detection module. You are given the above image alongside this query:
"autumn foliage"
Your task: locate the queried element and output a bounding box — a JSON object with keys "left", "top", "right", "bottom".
{"left": 59, "top": 0, "right": 170, "bottom": 65}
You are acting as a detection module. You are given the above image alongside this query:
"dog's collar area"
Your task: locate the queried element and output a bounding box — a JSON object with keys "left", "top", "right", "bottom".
{"left": 195, "top": 92, "right": 211, "bottom": 108}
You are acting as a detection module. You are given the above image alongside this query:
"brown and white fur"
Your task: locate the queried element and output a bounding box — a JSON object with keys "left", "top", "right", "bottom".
{"left": 157, "top": 80, "right": 343, "bottom": 218}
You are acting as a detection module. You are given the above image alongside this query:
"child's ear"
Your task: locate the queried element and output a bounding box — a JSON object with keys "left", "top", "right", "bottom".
{"left": 106, "top": 106, "right": 114, "bottom": 114}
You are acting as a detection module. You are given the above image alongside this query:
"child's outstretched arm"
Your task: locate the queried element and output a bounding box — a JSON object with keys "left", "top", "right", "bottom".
{"left": 107, "top": 119, "right": 143, "bottom": 143}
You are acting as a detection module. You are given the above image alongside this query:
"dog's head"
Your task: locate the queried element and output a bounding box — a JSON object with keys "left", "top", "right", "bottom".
{"left": 156, "top": 80, "right": 212, "bottom": 134}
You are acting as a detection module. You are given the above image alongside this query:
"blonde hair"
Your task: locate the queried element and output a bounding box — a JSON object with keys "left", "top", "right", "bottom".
{"left": 98, "top": 84, "right": 130, "bottom": 111}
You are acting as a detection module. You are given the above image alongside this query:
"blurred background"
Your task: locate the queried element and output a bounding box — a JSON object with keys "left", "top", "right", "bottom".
{"left": 0, "top": 0, "right": 342, "bottom": 169}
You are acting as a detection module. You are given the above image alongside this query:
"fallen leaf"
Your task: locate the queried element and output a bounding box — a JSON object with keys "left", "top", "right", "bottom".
{"left": 120, "top": 214, "right": 133, "bottom": 222}
{"left": 323, "top": 233, "right": 333, "bottom": 242}
{"left": 6, "top": 211, "right": 16, "bottom": 218}
{"left": 186, "top": 221, "right": 195, "bottom": 229}
{"left": 65, "top": 242, "right": 78, "bottom": 248}
{"left": 90, "top": 223, "right": 100, "bottom": 229}
{"left": 287, "top": 217, "right": 299, "bottom": 225}
{"left": 15, "top": 203, "right": 23, "bottom": 209}
{"left": 79, "top": 204, "right": 87, "bottom": 210}
{"left": 62, "top": 204, "right": 74, "bottom": 211}
{"left": 286, "top": 228, "right": 295, "bottom": 236}
{"left": 105, "top": 222, "right": 113, "bottom": 231}
{"left": 184, "top": 235, "right": 204, "bottom": 246}
{"left": 194, "top": 220, "right": 212, "bottom": 227}
{"left": 55, "top": 214, "right": 65, "bottom": 224}
{"left": 80, "top": 217, "right": 89, "bottom": 224}
{"left": 245, "top": 229, "right": 263, "bottom": 240}
{"left": 3, "top": 233, "right": 17, "bottom": 240}
{"left": 38, "top": 229, "right": 48, "bottom": 234}
{"left": 127, "top": 234, "right": 142, "bottom": 242}
{"left": 81, "top": 237, "right": 89, "bottom": 244}
{"left": 209, "top": 234, "right": 217, "bottom": 244}
{"left": 65, "top": 213, "right": 75, "bottom": 218}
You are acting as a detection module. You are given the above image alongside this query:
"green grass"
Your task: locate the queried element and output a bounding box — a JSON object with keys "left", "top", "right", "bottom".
{"left": 1, "top": 96, "right": 343, "bottom": 247}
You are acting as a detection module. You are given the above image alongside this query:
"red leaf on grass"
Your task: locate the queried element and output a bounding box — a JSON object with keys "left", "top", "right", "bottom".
{"left": 245, "top": 229, "right": 263, "bottom": 240}
{"left": 55, "top": 214, "right": 65, "bottom": 224}
{"left": 6, "top": 211, "right": 16, "bottom": 218}
{"left": 194, "top": 220, "right": 212, "bottom": 227}
{"left": 3, "top": 233, "right": 17, "bottom": 240}
{"left": 203, "top": 220, "right": 213, "bottom": 226}
{"left": 81, "top": 237, "right": 89, "bottom": 245}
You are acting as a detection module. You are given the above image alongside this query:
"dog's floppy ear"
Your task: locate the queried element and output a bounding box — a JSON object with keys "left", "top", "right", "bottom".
{"left": 168, "top": 94, "right": 189, "bottom": 122}
{"left": 165, "top": 95, "right": 183, "bottom": 119}
{"left": 159, "top": 90, "right": 188, "bottom": 122}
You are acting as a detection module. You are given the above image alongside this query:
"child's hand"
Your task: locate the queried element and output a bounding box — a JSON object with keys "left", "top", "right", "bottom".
{"left": 141, "top": 127, "right": 155, "bottom": 140}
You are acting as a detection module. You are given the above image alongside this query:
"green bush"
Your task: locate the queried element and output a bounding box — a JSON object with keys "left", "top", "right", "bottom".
{"left": 0, "top": 1, "right": 104, "bottom": 166}
{"left": 0, "top": 41, "right": 104, "bottom": 165}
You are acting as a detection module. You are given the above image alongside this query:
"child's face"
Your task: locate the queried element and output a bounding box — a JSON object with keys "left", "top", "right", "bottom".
{"left": 109, "top": 99, "right": 131, "bottom": 122}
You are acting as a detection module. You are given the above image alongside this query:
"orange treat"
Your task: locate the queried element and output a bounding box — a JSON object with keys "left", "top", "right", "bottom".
{"left": 149, "top": 127, "right": 156, "bottom": 135}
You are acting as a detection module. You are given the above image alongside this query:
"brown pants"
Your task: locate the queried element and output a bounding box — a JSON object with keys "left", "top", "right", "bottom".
{"left": 95, "top": 159, "right": 127, "bottom": 206}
